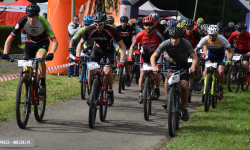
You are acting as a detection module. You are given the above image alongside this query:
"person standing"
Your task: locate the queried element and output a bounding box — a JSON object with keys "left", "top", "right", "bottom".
{"left": 68, "top": 15, "right": 81, "bottom": 78}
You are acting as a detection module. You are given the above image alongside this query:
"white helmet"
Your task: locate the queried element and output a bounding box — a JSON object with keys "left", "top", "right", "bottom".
{"left": 228, "top": 22, "right": 235, "bottom": 28}
{"left": 160, "top": 20, "right": 167, "bottom": 25}
{"left": 207, "top": 25, "right": 219, "bottom": 35}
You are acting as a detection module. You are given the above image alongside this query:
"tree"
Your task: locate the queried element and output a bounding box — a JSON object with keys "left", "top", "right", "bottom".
{"left": 91, "top": 0, "right": 119, "bottom": 15}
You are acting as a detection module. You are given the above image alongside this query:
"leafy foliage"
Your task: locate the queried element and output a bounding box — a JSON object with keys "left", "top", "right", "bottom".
{"left": 150, "top": 0, "right": 246, "bottom": 26}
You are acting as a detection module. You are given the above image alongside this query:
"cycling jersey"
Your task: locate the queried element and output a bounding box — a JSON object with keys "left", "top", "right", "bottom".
{"left": 116, "top": 25, "right": 134, "bottom": 49}
{"left": 133, "top": 29, "right": 165, "bottom": 56}
{"left": 155, "top": 38, "right": 194, "bottom": 64}
{"left": 154, "top": 23, "right": 167, "bottom": 39}
{"left": 73, "top": 27, "right": 94, "bottom": 48}
{"left": 81, "top": 24, "right": 121, "bottom": 51}
{"left": 196, "top": 35, "right": 231, "bottom": 55}
{"left": 228, "top": 31, "right": 250, "bottom": 50}
{"left": 183, "top": 30, "right": 201, "bottom": 49}
{"left": 224, "top": 35, "right": 235, "bottom": 48}
{"left": 11, "top": 16, "right": 56, "bottom": 43}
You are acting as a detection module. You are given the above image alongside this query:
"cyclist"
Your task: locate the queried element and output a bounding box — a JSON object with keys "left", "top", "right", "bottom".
{"left": 194, "top": 18, "right": 204, "bottom": 31}
{"left": 227, "top": 22, "right": 250, "bottom": 82}
{"left": 183, "top": 19, "right": 201, "bottom": 88}
{"left": 197, "top": 23, "right": 205, "bottom": 37}
{"left": 107, "top": 16, "right": 117, "bottom": 28}
{"left": 160, "top": 19, "right": 168, "bottom": 28}
{"left": 2, "top": 4, "right": 58, "bottom": 96}
{"left": 194, "top": 25, "right": 234, "bottom": 100}
{"left": 116, "top": 16, "right": 135, "bottom": 87}
{"left": 203, "top": 24, "right": 210, "bottom": 36}
{"left": 218, "top": 25, "right": 224, "bottom": 35}
{"left": 165, "top": 21, "right": 176, "bottom": 40}
{"left": 151, "top": 27, "right": 198, "bottom": 121}
{"left": 75, "top": 12, "right": 126, "bottom": 106}
{"left": 149, "top": 12, "right": 167, "bottom": 38}
{"left": 136, "top": 18, "right": 143, "bottom": 29}
{"left": 223, "top": 26, "right": 234, "bottom": 47}
{"left": 176, "top": 22, "right": 185, "bottom": 29}
{"left": 127, "top": 16, "right": 165, "bottom": 103}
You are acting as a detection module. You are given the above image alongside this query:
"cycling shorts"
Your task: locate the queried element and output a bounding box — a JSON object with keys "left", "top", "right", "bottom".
{"left": 89, "top": 47, "right": 116, "bottom": 65}
{"left": 23, "top": 40, "right": 49, "bottom": 59}
{"left": 234, "top": 48, "right": 250, "bottom": 61}
{"left": 165, "top": 61, "right": 190, "bottom": 81}
{"left": 206, "top": 51, "right": 225, "bottom": 66}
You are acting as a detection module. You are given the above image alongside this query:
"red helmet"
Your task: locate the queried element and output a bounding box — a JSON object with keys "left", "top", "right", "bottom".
{"left": 143, "top": 16, "right": 155, "bottom": 24}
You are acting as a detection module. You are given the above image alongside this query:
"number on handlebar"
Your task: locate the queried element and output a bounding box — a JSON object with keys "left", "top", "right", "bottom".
{"left": 18, "top": 60, "right": 33, "bottom": 67}
{"left": 142, "top": 63, "right": 152, "bottom": 71}
{"left": 87, "top": 62, "right": 100, "bottom": 70}
{"left": 205, "top": 62, "right": 217, "bottom": 68}
{"left": 168, "top": 73, "right": 180, "bottom": 85}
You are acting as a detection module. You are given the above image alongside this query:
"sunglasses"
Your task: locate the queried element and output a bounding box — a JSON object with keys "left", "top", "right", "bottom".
{"left": 94, "top": 22, "right": 104, "bottom": 26}
{"left": 144, "top": 24, "right": 153, "bottom": 27}
{"left": 27, "top": 15, "right": 37, "bottom": 18}
{"left": 185, "top": 27, "right": 193, "bottom": 30}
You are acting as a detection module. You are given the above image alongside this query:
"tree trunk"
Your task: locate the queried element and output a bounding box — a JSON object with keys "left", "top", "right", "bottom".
{"left": 94, "top": 0, "right": 103, "bottom": 13}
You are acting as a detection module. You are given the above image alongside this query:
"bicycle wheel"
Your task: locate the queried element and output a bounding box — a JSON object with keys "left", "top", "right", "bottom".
{"left": 227, "top": 65, "right": 240, "bottom": 92}
{"left": 240, "top": 66, "right": 249, "bottom": 91}
{"left": 162, "top": 74, "right": 165, "bottom": 84}
{"left": 143, "top": 77, "right": 151, "bottom": 121}
{"left": 34, "top": 75, "right": 46, "bottom": 122}
{"left": 168, "top": 87, "right": 177, "bottom": 137}
{"left": 136, "top": 72, "right": 139, "bottom": 84}
{"left": 16, "top": 77, "right": 30, "bottom": 129}
{"left": 100, "top": 76, "right": 108, "bottom": 122}
{"left": 175, "top": 94, "right": 181, "bottom": 130}
{"left": 81, "top": 65, "right": 87, "bottom": 100}
{"left": 89, "top": 79, "right": 99, "bottom": 128}
{"left": 212, "top": 77, "right": 218, "bottom": 108}
{"left": 204, "top": 74, "right": 211, "bottom": 112}
{"left": 122, "top": 67, "right": 126, "bottom": 90}
{"left": 118, "top": 67, "right": 123, "bottom": 93}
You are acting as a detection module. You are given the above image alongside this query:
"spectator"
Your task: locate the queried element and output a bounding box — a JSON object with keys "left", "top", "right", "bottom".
{"left": 68, "top": 15, "right": 81, "bottom": 78}
{"left": 43, "top": 12, "right": 47, "bottom": 19}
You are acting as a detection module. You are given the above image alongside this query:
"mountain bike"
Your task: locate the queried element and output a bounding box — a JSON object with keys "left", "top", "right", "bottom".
{"left": 8, "top": 57, "right": 46, "bottom": 129}
{"left": 79, "top": 51, "right": 90, "bottom": 100}
{"left": 227, "top": 54, "right": 249, "bottom": 92}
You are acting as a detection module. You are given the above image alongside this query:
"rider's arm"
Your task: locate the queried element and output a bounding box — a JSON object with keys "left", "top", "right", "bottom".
{"left": 150, "top": 52, "right": 160, "bottom": 69}
{"left": 218, "top": 35, "right": 234, "bottom": 59}
{"left": 153, "top": 41, "right": 168, "bottom": 69}
{"left": 129, "top": 30, "right": 144, "bottom": 59}
{"left": 50, "top": 38, "right": 58, "bottom": 54}
{"left": 128, "top": 44, "right": 136, "bottom": 59}
{"left": 3, "top": 36, "right": 14, "bottom": 54}
{"left": 69, "top": 27, "right": 86, "bottom": 47}
{"left": 76, "top": 39, "right": 85, "bottom": 57}
{"left": 227, "top": 32, "right": 235, "bottom": 43}
{"left": 195, "top": 35, "right": 208, "bottom": 54}
{"left": 117, "top": 40, "right": 126, "bottom": 63}
{"left": 203, "top": 45, "right": 208, "bottom": 56}
{"left": 189, "top": 53, "right": 198, "bottom": 69}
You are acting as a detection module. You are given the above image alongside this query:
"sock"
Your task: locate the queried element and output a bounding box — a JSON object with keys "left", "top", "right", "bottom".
{"left": 41, "top": 78, "right": 45, "bottom": 86}
{"left": 154, "top": 85, "right": 159, "bottom": 89}
{"left": 108, "top": 86, "right": 112, "bottom": 91}
{"left": 219, "top": 83, "right": 223, "bottom": 91}
{"left": 140, "top": 90, "right": 143, "bottom": 95}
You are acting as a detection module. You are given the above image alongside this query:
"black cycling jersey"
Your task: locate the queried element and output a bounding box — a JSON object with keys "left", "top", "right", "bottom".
{"left": 116, "top": 25, "right": 134, "bottom": 49}
{"left": 82, "top": 24, "right": 122, "bottom": 51}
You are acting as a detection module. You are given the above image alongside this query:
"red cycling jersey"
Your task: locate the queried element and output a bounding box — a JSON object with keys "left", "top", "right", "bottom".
{"left": 133, "top": 29, "right": 164, "bottom": 55}
{"left": 228, "top": 31, "right": 250, "bottom": 50}
{"left": 183, "top": 30, "right": 201, "bottom": 49}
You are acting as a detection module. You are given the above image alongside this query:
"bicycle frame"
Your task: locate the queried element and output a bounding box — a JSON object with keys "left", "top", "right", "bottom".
{"left": 203, "top": 64, "right": 218, "bottom": 97}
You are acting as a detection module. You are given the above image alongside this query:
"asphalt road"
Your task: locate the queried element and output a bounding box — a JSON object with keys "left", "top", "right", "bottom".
{"left": 0, "top": 80, "right": 202, "bottom": 150}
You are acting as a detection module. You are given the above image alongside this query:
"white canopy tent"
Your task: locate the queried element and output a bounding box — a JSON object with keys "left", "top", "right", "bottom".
{"left": 37, "top": 2, "right": 48, "bottom": 16}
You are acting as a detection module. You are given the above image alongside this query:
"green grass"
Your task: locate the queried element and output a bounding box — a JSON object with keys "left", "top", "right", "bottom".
{"left": 0, "top": 43, "right": 24, "bottom": 54}
{"left": 163, "top": 87, "right": 250, "bottom": 150}
{"left": 0, "top": 75, "right": 81, "bottom": 121}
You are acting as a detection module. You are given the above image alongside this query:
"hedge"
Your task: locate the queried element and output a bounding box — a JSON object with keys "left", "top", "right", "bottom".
{"left": 0, "top": 25, "right": 22, "bottom": 48}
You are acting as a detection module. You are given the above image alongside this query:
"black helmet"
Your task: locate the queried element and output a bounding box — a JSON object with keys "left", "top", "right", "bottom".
{"left": 224, "top": 26, "right": 231, "bottom": 32}
{"left": 235, "top": 22, "right": 245, "bottom": 31}
{"left": 197, "top": 23, "right": 204, "bottom": 29}
{"left": 26, "top": 4, "right": 40, "bottom": 16}
{"left": 169, "top": 27, "right": 184, "bottom": 37}
{"left": 219, "top": 25, "right": 223, "bottom": 33}
{"left": 92, "top": 12, "right": 107, "bottom": 22}
{"left": 120, "top": 16, "right": 128, "bottom": 22}
{"left": 185, "top": 19, "right": 194, "bottom": 27}
{"left": 136, "top": 18, "right": 143, "bottom": 24}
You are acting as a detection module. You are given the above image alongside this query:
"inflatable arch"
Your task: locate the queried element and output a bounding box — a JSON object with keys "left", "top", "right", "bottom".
{"left": 46, "top": 0, "right": 148, "bottom": 74}
{"left": 233, "top": 0, "right": 250, "bottom": 32}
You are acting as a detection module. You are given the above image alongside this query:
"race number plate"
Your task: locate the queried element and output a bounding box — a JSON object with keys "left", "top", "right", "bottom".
{"left": 188, "top": 58, "right": 193, "bottom": 63}
{"left": 205, "top": 62, "right": 217, "bottom": 68}
{"left": 232, "top": 55, "right": 241, "bottom": 61}
{"left": 18, "top": 60, "right": 33, "bottom": 67}
{"left": 143, "top": 63, "right": 152, "bottom": 70}
{"left": 168, "top": 73, "right": 180, "bottom": 85}
{"left": 87, "top": 62, "right": 100, "bottom": 70}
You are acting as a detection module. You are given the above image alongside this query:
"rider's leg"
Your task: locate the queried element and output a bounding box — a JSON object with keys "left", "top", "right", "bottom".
{"left": 243, "top": 61, "right": 250, "bottom": 73}
{"left": 36, "top": 49, "right": 47, "bottom": 82}
{"left": 104, "top": 66, "right": 113, "bottom": 88}
{"left": 139, "top": 68, "right": 144, "bottom": 91}
{"left": 217, "top": 65, "right": 225, "bottom": 85}
{"left": 88, "top": 70, "right": 94, "bottom": 90}
{"left": 194, "top": 63, "right": 200, "bottom": 80}
{"left": 180, "top": 80, "right": 189, "bottom": 109}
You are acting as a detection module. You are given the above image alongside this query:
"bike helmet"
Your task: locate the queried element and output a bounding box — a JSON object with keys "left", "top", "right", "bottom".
{"left": 167, "top": 21, "right": 176, "bottom": 28}
{"left": 219, "top": 25, "right": 223, "bottom": 33}
{"left": 185, "top": 19, "right": 194, "bottom": 27}
{"left": 217, "top": 21, "right": 223, "bottom": 27}
{"left": 244, "top": 23, "right": 247, "bottom": 30}
{"left": 197, "top": 18, "right": 204, "bottom": 24}
{"left": 26, "top": 4, "right": 40, "bottom": 16}
{"left": 149, "top": 12, "right": 159, "bottom": 20}
{"left": 83, "top": 16, "right": 93, "bottom": 25}
{"left": 228, "top": 22, "right": 235, "bottom": 28}
{"left": 120, "top": 16, "right": 129, "bottom": 22}
{"left": 224, "top": 26, "right": 231, "bottom": 32}
{"left": 169, "top": 27, "right": 184, "bottom": 37}
{"left": 160, "top": 20, "right": 167, "bottom": 25}
{"left": 131, "top": 20, "right": 136, "bottom": 27}
{"left": 92, "top": 12, "right": 107, "bottom": 22}
{"left": 235, "top": 22, "right": 245, "bottom": 31}
{"left": 130, "top": 18, "right": 136, "bottom": 24}
{"left": 176, "top": 22, "right": 185, "bottom": 29}
{"left": 207, "top": 25, "right": 219, "bottom": 35}
{"left": 143, "top": 16, "right": 155, "bottom": 24}
{"left": 107, "top": 16, "right": 114, "bottom": 23}
{"left": 136, "top": 18, "right": 143, "bottom": 25}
